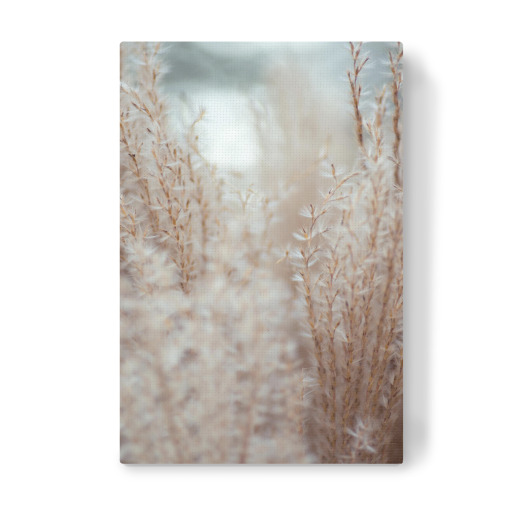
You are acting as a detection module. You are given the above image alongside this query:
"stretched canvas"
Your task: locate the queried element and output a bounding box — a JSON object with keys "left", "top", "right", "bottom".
{"left": 120, "top": 42, "right": 403, "bottom": 464}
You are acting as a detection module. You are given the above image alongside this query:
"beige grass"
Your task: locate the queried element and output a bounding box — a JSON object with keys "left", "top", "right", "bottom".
{"left": 120, "top": 42, "right": 403, "bottom": 463}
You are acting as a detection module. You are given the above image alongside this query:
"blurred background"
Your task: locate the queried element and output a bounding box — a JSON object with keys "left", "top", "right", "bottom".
{"left": 154, "top": 42, "right": 392, "bottom": 182}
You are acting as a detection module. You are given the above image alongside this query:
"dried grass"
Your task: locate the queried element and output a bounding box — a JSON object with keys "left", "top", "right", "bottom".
{"left": 120, "top": 42, "right": 403, "bottom": 463}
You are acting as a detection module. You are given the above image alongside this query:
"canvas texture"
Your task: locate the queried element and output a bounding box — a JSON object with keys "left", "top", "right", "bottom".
{"left": 120, "top": 42, "right": 403, "bottom": 464}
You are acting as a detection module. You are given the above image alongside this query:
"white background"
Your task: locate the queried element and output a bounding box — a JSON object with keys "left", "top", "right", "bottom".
{"left": 1, "top": 1, "right": 511, "bottom": 510}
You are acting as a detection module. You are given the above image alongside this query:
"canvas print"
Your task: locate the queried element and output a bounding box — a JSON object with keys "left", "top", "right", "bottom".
{"left": 120, "top": 42, "right": 403, "bottom": 463}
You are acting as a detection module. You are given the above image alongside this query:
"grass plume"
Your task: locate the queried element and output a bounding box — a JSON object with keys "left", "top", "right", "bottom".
{"left": 120, "top": 41, "right": 403, "bottom": 464}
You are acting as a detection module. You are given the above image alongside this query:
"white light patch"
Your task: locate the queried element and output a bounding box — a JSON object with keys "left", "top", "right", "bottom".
{"left": 188, "top": 89, "right": 261, "bottom": 180}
